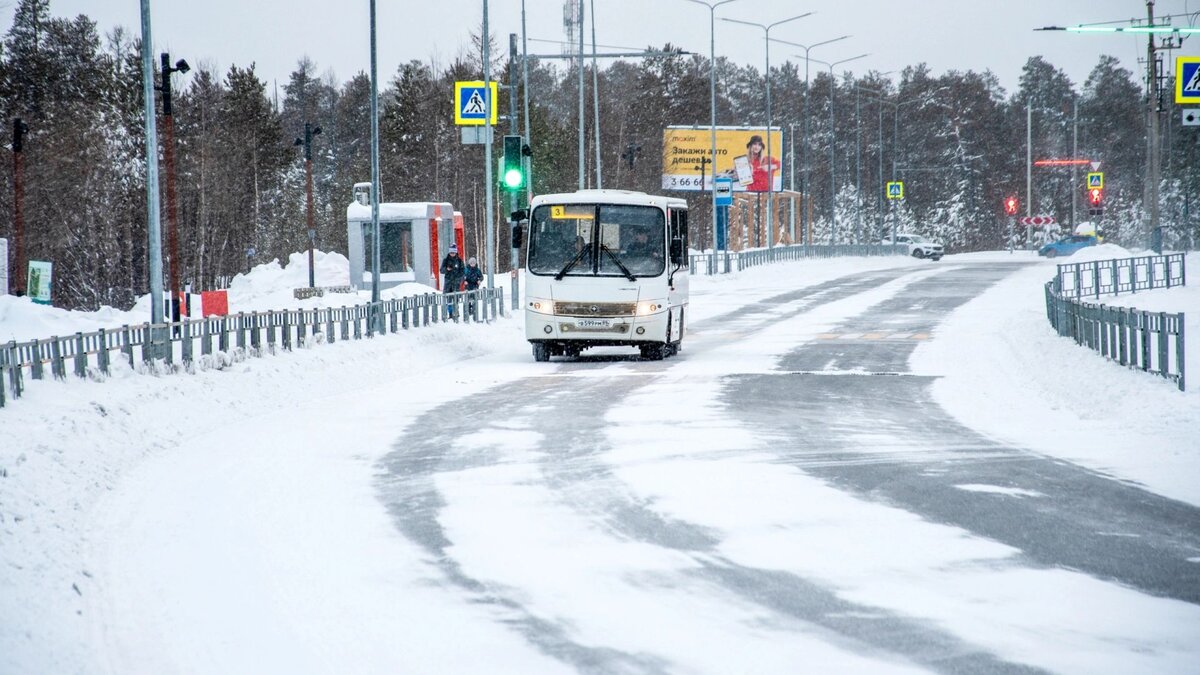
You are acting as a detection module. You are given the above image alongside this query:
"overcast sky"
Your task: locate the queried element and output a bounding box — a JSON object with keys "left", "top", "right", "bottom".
{"left": 5, "top": 1, "right": 1197, "bottom": 96}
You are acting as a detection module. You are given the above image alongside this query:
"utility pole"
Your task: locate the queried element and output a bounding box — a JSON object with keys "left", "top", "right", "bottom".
{"left": 139, "top": 0, "right": 165, "bottom": 349}
{"left": 159, "top": 53, "right": 189, "bottom": 316}
{"left": 1026, "top": 100, "right": 1032, "bottom": 219}
{"left": 368, "top": 0, "right": 382, "bottom": 333}
{"left": 1145, "top": 0, "right": 1162, "bottom": 251}
{"left": 11, "top": 119, "right": 27, "bottom": 296}
{"left": 294, "top": 122, "right": 322, "bottom": 288}
{"left": 855, "top": 86, "right": 862, "bottom": 243}
{"left": 1071, "top": 96, "right": 1078, "bottom": 229}
{"left": 577, "top": 0, "right": 586, "bottom": 189}
{"left": 590, "top": 0, "right": 602, "bottom": 188}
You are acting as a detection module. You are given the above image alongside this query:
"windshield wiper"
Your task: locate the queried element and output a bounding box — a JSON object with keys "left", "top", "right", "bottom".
{"left": 555, "top": 245, "right": 590, "bottom": 280}
{"left": 601, "top": 245, "right": 636, "bottom": 282}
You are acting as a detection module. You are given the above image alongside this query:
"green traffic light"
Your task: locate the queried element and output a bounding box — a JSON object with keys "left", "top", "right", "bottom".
{"left": 503, "top": 167, "right": 524, "bottom": 189}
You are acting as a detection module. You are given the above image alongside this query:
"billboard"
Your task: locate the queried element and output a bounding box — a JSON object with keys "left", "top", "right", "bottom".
{"left": 662, "top": 126, "right": 784, "bottom": 193}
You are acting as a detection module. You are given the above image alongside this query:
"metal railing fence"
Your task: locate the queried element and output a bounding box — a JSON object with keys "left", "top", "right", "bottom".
{"left": 0, "top": 288, "right": 504, "bottom": 408}
{"left": 688, "top": 243, "right": 907, "bottom": 275}
{"left": 1044, "top": 254, "right": 1186, "bottom": 391}
{"left": 1054, "top": 252, "right": 1186, "bottom": 300}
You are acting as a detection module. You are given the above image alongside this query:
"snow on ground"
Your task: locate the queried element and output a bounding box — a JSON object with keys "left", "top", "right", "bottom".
{"left": 1, "top": 248, "right": 1196, "bottom": 673}
{"left": 0, "top": 250, "right": 445, "bottom": 344}
{"left": 912, "top": 247, "right": 1199, "bottom": 506}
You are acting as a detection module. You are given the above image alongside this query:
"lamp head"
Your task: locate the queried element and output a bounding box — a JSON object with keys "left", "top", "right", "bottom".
{"left": 175, "top": 59, "right": 190, "bottom": 74}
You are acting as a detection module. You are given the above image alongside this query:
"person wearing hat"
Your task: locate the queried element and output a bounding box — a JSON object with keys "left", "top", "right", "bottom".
{"left": 744, "top": 134, "right": 780, "bottom": 193}
{"left": 463, "top": 255, "right": 484, "bottom": 318}
{"left": 440, "top": 244, "right": 465, "bottom": 317}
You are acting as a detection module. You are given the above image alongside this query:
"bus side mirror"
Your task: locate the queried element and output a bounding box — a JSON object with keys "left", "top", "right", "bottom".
{"left": 669, "top": 239, "right": 684, "bottom": 265}
{"left": 512, "top": 224, "right": 524, "bottom": 249}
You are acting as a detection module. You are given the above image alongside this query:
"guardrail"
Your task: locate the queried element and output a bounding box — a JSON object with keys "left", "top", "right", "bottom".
{"left": 689, "top": 243, "right": 907, "bottom": 275}
{"left": 1054, "top": 253, "right": 1186, "bottom": 299}
{"left": 0, "top": 287, "right": 504, "bottom": 408}
{"left": 1044, "top": 254, "right": 1186, "bottom": 391}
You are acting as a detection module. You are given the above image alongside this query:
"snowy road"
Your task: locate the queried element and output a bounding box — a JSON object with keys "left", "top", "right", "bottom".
{"left": 6, "top": 254, "right": 1199, "bottom": 674}
{"left": 373, "top": 262, "right": 1200, "bottom": 673}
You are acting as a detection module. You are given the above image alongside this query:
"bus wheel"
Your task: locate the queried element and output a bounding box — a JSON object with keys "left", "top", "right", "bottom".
{"left": 640, "top": 344, "right": 665, "bottom": 360}
{"left": 532, "top": 343, "right": 550, "bottom": 362}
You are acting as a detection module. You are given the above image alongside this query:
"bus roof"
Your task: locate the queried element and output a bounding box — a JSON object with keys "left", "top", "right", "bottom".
{"left": 531, "top": 189, "right": 687, "bottom": 210}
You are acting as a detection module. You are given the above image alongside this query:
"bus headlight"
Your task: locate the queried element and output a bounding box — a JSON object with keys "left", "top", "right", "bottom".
{"left": 636, "top": 300, "right": 663, "bottom": 316}
{"left": 527, "top": 298, "right": 554, "bottom": 314}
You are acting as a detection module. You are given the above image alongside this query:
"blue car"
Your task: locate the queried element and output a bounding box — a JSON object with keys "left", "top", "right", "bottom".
{"left": 1038, "top": 234, "right": 1098, "bottom": 258}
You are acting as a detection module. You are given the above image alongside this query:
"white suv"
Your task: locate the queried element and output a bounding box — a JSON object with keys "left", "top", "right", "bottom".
{"left": 892, "top": 233, "right": 944, "bottom": 261}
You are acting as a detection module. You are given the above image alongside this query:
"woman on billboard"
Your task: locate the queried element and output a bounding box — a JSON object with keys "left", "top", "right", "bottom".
{"left": 741, "top": 134, "right": 780, "bottom": 192}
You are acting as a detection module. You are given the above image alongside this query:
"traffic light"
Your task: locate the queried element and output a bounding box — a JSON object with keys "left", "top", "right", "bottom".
{"left": 1088, "top": 187, "right": 1104, "bottom": 216}
{"left": 502, "top": 135, "right": 527, "bottom": 191}
{"left": 1004, "top": 195, "right": 1018, "bottom": 216}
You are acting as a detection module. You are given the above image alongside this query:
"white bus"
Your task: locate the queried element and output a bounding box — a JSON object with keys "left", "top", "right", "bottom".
{"left": 523, "top": 190, "right": 689, "bottom": 361}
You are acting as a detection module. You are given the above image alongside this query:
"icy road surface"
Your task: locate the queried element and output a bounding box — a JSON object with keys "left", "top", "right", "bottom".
{"left": 3, "top": 254, "right": 1198, "bottom": 674}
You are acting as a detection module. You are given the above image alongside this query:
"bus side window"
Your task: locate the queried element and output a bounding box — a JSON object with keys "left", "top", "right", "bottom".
{"left": 669, "top": 210, "right": 687, "bottom": 264}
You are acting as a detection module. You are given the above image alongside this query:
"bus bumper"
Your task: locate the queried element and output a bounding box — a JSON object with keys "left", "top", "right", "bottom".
{"left": 525, "top": 309, "right": 670, "bottom": 345}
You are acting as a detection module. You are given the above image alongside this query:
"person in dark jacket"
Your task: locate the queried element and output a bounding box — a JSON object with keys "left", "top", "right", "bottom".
{"left": 463, "top": 256, "right": 484, "bottom": 318}
{"left": 463, "top": 256, "right": 483, "bottom": 290}
{"left": 440, "top": 244, "right": 465, "bottom": 317}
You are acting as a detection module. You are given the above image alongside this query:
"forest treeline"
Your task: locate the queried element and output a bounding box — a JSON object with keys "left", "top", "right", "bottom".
{"left": 1, "top": 0, "right": 1197, "bottom": 309}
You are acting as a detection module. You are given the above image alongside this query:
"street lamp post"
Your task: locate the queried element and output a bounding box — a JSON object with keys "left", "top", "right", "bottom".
{"left": 812, "top": 53, "right": 869, "bottom": 244}
{"left": 773, "top": 35, "right": 849, "bottom": 245}
{"left": 683, "top": 0, "right": 740, "bottom": 255}
{"left": 722, "top": 12, "right": 813, "bottom": 249}
{"left": 294, "top": 122, "right": 322, "bottom": 289}
{"left": 158, "top": 53, "right": 189, "bottom": 317}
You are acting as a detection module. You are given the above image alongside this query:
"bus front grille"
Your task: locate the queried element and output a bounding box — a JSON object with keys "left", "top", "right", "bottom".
{"left": 553, "top": 301, "right": 637, "bottom": 317}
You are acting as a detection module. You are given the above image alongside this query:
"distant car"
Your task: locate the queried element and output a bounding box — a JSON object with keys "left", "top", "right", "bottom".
{"left": 891, "top": 233, "right": 944, "bottom": 261}
{"left": 1038, "top": 234, "right": 1098, "bottom": 258}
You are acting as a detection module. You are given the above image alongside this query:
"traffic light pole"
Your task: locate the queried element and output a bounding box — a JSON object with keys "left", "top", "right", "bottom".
{"left": 508, "top": 33, "right": 520, "bottom": 311}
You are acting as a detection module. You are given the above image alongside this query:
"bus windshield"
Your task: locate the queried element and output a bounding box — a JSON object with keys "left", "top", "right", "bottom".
{"left": 528, "top": 204, "right": 665, "bottom": 278}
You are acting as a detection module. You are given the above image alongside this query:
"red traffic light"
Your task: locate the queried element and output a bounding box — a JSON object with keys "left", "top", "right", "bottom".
{"left": 1004, "top": 196, "right": 1019, "bottom": 215}
{"left": 1088, "top": 188, "right": 1103, "bottom": 206}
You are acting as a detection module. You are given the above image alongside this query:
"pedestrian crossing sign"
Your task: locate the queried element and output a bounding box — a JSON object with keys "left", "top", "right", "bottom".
{"left": 1087, "top": 172, "right": 1103, "bottom": 189}
{"left": 1177, "top": 57, "right": 1200, "bottom": 105}
{"left": 454, "top": 81, "right": 499, "bottom": 126}
{"left": 886, "top": 181, "right": 904, "bottom": 200}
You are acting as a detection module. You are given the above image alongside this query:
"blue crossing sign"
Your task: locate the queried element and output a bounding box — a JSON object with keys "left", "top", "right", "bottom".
{"left": 1087, "top": 172, "right": 1103, "bottom": 189}
{"left": 886, "top": 181, "right": 904, "bottom": 200}
{"left": 1178, "top": 57, "right": 1200, "bottom": 105}
{"left": 454, "top": 81, "right": 499, "bottom": 126}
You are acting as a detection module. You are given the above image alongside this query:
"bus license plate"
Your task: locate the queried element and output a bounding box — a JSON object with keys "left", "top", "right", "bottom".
{"left": 576, "top": 318, "right": 612, "bottom": 329}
